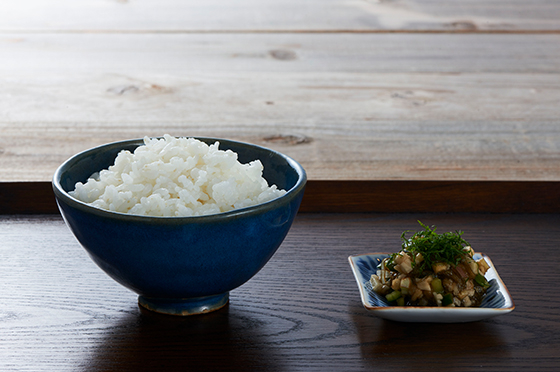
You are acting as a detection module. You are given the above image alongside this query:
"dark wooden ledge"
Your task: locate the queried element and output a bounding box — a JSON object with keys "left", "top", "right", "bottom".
{"left": 301, "top": 180, "right": 560, "bottom": 213}
{"left": 2, "top": 180, "right": 558, "bottom": 215}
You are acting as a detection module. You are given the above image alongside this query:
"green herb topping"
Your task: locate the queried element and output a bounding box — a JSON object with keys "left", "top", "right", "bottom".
{"left": 386, "top": 221, "right": 470, "bottom": 274}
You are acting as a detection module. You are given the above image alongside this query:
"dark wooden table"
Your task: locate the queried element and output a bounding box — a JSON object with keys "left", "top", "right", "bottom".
{"left": 1, "top": 212, "right": 559, "bottom": 371}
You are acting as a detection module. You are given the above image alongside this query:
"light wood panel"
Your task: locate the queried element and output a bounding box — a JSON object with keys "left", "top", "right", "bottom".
{"left": 2, "top": 33, "right": 560, "bottom": 75}
{"left": 2, "top": 119, "right": 559, "bottom": 182}
{"left": 0, "top": 0, "right": 559, "bottom": 31}
{"left": 1, "top": 34, "right": 559, "bottom": 181}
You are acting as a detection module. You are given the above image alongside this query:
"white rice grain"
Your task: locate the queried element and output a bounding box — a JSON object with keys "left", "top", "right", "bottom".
{"left": 69, "top": 135, "right": 286, "bottom": 216}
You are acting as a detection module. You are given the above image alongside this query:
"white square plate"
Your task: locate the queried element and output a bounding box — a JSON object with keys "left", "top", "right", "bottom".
{"left": 348, "top": 252, "right": 514, "bottom": 323}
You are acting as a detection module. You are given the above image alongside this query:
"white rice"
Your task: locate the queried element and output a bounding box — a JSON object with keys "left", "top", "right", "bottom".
{"left": 69, "top": 135, "right": 286, "bottom": 217}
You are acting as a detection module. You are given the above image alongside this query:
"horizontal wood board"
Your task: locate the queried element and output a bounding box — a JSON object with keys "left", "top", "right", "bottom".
{"left": 1, "top": 33, "right": 559, "bottom": 182}
{"left": 1, "top": 0, "right": 560, "bottom": 31}
{"left": 1, "top": 213, "right": 559, "bottom": 371}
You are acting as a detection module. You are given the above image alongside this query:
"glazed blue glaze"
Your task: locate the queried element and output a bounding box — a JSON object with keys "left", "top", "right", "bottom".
{"left": 53, "top": 137, "right": 306, "bottom": 315}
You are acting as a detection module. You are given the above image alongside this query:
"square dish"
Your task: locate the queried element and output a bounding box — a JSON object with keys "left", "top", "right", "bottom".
{"left": 348, "top": 252, "right": 514, "bottom": 323}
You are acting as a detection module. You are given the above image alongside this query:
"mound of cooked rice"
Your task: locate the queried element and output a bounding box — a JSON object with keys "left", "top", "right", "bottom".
{"left": 69, "top": 135, "right": 287, "bottom": 217}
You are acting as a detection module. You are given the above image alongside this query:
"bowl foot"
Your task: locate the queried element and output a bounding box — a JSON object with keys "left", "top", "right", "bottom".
{"left": 138, "top": 292, "right": 229, "bottom": 316}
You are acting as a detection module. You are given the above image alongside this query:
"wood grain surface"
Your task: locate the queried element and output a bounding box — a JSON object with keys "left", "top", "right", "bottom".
{"left": 1, "top": 32, "right": 559, "bottom": 182}
{"left": 1, "top": 1, "right": 560, "bottom": 183}
{"left": 1, "top": 213, "right": 559, "bottom": 371}
{"left": 1, "top": 0, "right": 559, "bottom": 31}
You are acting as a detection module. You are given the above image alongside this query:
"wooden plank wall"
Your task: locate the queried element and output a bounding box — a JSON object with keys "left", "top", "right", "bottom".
{"left": 1, "top": 0, "right": 559, "bottom": 31}
{"left": 0, "top": 1, "right": 559, "bottom": 188}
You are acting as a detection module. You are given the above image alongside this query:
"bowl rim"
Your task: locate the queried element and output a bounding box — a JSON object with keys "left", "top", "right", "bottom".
{"left": 52, "top": 136, "right": 307, "bottom": 223}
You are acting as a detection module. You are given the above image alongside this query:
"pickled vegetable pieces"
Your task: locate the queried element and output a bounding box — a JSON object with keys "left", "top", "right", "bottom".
{"left": 371, "top": 221, "right": 491, "bottom": 307}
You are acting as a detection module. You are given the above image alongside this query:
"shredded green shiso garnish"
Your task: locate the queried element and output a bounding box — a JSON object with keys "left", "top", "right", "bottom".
{"left": 386, "top": 221, "right": 470, "bottom": 273}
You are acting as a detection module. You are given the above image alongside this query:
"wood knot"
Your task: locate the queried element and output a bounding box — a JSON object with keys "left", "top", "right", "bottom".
{"left": 269, "top": 49, "right": 297, "bottom": 61}
{"left": 263, "top": 134, "right": 312, "bottom": 145}
{"left": 107, "top": 83, "right": 168, "bottom": 95}
{"left": 107, "top": 85, "right": 140, "bottom": 95}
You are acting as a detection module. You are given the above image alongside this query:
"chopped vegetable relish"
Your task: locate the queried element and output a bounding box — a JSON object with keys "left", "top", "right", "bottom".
{"left": 371, "top": 221, "right": 491, "bottom": 307}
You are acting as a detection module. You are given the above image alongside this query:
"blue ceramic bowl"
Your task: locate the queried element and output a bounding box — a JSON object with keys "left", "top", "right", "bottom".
{"left": 52, "top": 137, "right": 306, "bottom": 315}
